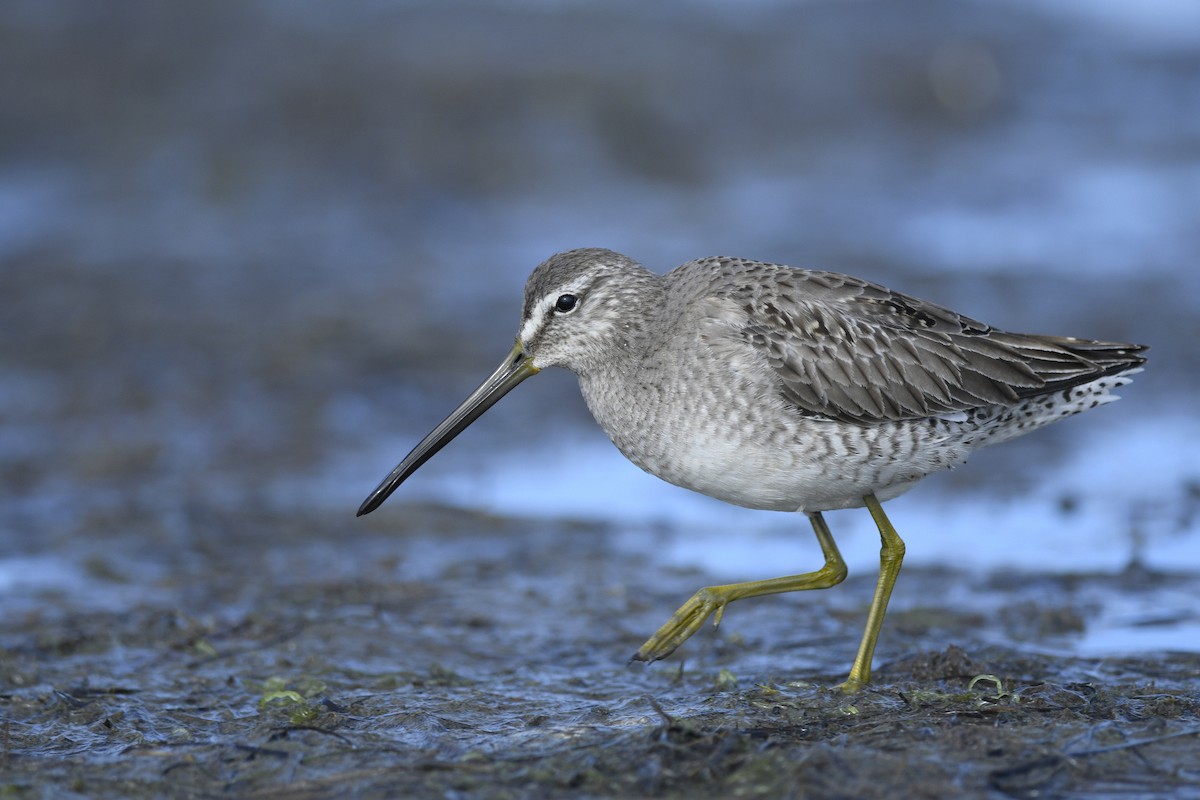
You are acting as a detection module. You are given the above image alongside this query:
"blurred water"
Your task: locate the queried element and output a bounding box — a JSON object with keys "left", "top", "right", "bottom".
{"left": 1, "top": 0, "right": 1198, "bottom": 656}
{"left": 327, "top": 407, "right": 1196, "bottom": 571}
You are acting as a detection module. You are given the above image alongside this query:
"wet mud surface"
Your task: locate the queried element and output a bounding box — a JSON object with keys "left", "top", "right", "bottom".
{"left": 4, "top": 503, "right": 1199, "bottom": 799}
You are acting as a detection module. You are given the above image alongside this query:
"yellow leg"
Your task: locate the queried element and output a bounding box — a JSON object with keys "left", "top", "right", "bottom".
{"left": 837, "top": 493, "right": 906, "bottom": 693}
{"left": 633, "top": 512, "right": 848, "bottom": 663}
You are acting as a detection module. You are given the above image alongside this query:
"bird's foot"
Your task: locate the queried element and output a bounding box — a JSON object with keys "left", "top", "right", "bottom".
{"left": 632, "top": 587, "right": 732, "bottom": 662}
{"left": 834, "top": 676, "right": 867, "bottom": 694}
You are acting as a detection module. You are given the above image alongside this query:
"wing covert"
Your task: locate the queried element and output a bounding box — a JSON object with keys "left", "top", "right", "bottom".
{"left": 696, "top": 260, "right": 1138, "bottom": 424}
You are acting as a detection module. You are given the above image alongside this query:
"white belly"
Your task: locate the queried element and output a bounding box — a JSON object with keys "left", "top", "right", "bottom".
{"left": 578, "top": 367, "right": 969, "bottom": 514}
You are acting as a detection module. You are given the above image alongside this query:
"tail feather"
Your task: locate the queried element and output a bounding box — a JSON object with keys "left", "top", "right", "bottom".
{"left": 1011, "top": 335, "right": 1147, "bottom": 398}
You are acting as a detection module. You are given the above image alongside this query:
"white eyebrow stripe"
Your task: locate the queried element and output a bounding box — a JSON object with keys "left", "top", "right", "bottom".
{"left": 518, "top": 276, "right": 594, "bottom": 345}
{"left": 519, "top": 304, "right": 548, "bottom": 345}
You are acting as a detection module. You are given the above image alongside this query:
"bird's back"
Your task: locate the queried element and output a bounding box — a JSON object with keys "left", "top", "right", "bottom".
{"left": 665, "top": 256, "right": 1146, "bottom": 426}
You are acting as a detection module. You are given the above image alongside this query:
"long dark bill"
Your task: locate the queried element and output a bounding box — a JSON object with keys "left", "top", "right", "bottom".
{"left": 356, "top": 342, "right": 539, "bottom": 516}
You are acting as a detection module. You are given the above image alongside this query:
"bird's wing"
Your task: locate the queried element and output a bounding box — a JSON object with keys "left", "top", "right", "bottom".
{"left": 699, "top": 259, "right": 1140, "bottom": 424}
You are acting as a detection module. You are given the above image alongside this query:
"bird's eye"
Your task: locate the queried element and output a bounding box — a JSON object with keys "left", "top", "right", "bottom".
{"left": 554, "top": 294, "right": 578, "bottom": 313}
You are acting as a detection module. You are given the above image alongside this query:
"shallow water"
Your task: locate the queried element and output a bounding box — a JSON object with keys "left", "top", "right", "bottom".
{"left": 2, "top": 1, "right": 1199, "bottom": 796}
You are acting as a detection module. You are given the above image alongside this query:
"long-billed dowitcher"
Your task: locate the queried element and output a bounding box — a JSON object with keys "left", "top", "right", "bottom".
{"left": 358, "top": 248, "right": 1146, "bottom": 691}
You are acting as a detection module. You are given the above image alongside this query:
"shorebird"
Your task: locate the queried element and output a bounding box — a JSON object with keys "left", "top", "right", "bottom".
{"left": 357, "top": 248, "right": 1146, "bottom": 691}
